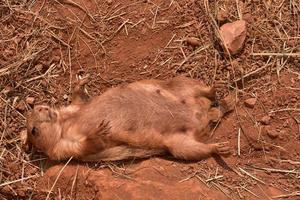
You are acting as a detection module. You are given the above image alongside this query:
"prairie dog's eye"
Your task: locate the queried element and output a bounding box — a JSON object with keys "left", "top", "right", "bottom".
{"left": 31, "top": 127, "right": 39, "bottom": 136}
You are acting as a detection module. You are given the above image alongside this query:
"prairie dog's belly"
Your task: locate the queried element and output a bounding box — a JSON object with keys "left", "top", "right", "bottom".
{"left": 103, "top": 88, "right": 208, "bottom": 134}
{"left": 79, "top": 82, "right": 211, "bottom": 135}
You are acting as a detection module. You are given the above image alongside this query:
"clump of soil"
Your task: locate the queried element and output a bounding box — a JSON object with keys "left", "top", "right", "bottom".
{"left": 1, "top": 0, "right": 300, "bottom": 199}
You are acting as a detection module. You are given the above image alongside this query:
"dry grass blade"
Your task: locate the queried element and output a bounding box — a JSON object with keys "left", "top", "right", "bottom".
{"left": 269, "top": 108, "right": 300, "bottom": 113}
{"left": 175, "top": 45, "right": 210, "bottom": 70}
{"left": 249, "top": 165, "right": 300, "bottom": 175}
{"left": 251, "top": 52, "right": 300, "bottom": 57}
{"left": 239, "top": 167, "right": 265, "bottom": 184}
{"left": 237, "top": 128, "right": 241, "bottom": 156}
{"left": 25, "top": 63, "right": 56, "bottom": 83}
{"left": 0, "top": 174, "right": 38, "bottom": 187}
{"left": 272, "top": 191, "right": 300, "bottom": 198}
{"left": 45, "top": 157, "right": 73, "bottom": 200}
{"left": 58, "top": 0, "right": 95, "bottom": 21}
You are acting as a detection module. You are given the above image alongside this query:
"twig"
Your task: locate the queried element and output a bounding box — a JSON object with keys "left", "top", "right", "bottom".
{"left": 272, "top": 191, "right": 300, "bottom": 198}
{"left": 249, "top": 165, "right": 300, "bottom": 175}
{"left": 239, "top": 167, "right": 266, "bottom": 184}
{"left": 175, "top": 20, "right": 196, "bottom": 29}
{"left": 251, "top": 52, "right": 300, "bottom": 57}
{"left": 237, "top": 128, "right": 241, "bottom": 156}
{"left": 233, "top": 57, "right": 273, "bottom": 82}
{"left": 151, "top": 6, "right": 159, "bottom": 29}
{"left": 278, "top": 159, "right": 300, "bottom": 165}
{"left": 79, "top": 28, "right": 106, "bottom": 54}
{"left": 179, "top": 171, "right": 197, "bottom": 183}
{"left": 164, "top": 34, "right": 176, "bottom": 48}
{"left": 103, "top": 19, "right": 129, "bottom": 44}
{"left": 0, "top": 175, "right": 38, "bottom": 187}
{"left": 25, "top": 63, "right": 56, "bottom": 83}
{"left": 241, "top": 185, "right": 260, "bottom": 198}
{"left": 107, "top": 164, "right": 134, "bottom": 180}
{"left": 269, "top": 108, "right": 300, "bottom": 113}
{"left": 0, "top": 96, "right": 26, "bottom": 119}
{"left": 176, "top": 45, "right": 210, "bottom": 69}
{"left": 206, "top": 175, "right": 223, "bottom": 183}
{"left": 47, "top": 30, "right": 72, "bottom": 48}
{"left": 58, "top": 0, "right": 95, "bottom": 21}
{"left": 70, "top": 165, "right": 79, "bottom": 199}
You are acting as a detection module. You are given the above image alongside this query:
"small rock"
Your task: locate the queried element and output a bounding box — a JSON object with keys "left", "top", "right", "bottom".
{"left": 16, "top": 101, "right": 26, "bottom": 111}
{"left": 52, "top": 55, "right": 60, "bottom": 63}
{"left": 219, "top": 20, "right": 247, "bottom": 55}
{"left": 217, "top": 9, "right": 229, "bottom": 23}
{"left": 259, "top": 115, "right": 271, "bottom": 125}
{"left": 267, "top": 129, "right": 279, "bottom": 139}
{"left": 251, "top": 142, "right": 263, "bottom": 151}
{"left": 20, "top": 129, "right": 30, "bottom": 152}
{"left": 63, "top": 94, "right": 69, "bottom": 100}
{"left": 1, "top": 86, "right": 12, "bottom": 94}
{"left": 244, "top": 98, "right": 257, "bottom": 108}
{"left": 25, "top": 97, "right": 35, "bottom": 105}
{"left": 35, "top": 63, "right": 43, "bottom": 71}
{"left": 184, "top": 37, "right": 201, "bottom": 47}
{"left": 283, "top": 120, "right": 290, "bottom": 128}
{"left": 2, "top": 185, "right": 10, "bottom": 194}
{"left": 243, "top": 13, "right": 253, "bottom": 23}
{"left": 41, "top": 80, "right": 48, "bottom": 87}
{"left": 20, "top": 129, "right": 28, "bottom": 145}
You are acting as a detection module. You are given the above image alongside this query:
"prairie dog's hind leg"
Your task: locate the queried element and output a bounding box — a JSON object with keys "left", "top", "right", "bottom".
{"left": 208, "top": 92, "right": 236, "bottom": 123}
{"left": 165, "top": 134, "right": 231, "bottom": 160}
{"left": 194, "top": 80, "right": 227, "bottom": 100}
{"left": 208, "top": 107, "right": 223, "bottom": 123}
{"left": 218, "top": 92, "right": 236, "bottom": 114}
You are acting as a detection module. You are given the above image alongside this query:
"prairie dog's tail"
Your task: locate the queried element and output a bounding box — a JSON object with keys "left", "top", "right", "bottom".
{"left": 81, "top": 146, "right": 166, "bottom": 161}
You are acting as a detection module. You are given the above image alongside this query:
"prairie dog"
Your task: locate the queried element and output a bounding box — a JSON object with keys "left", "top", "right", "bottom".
{"left": 24, "top": 76, "right": 234, "bottom": 161}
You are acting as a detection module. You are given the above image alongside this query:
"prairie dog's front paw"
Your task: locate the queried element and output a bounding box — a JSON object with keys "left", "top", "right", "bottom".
{"left": 213, "top": 142, "right": 231, "bottom": 157}
{"left": 77, "top": 74, "right": 91, "bottom": 86}
{"left": 213, "top": 80, "right": 227, "bottom": 92}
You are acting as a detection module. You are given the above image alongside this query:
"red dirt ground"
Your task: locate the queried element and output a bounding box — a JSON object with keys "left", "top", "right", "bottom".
{"left": 1, "top": 0, "right": 300, "bottom": 199}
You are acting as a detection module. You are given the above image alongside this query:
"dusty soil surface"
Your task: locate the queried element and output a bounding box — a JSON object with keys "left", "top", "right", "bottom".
{"left": 1, "top": 0, "right": 300, "bottom": 199}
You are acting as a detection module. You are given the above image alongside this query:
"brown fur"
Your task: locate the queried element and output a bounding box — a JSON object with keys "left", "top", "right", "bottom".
{"left": 24, "top": 76, "right": 234, "bottom": 161}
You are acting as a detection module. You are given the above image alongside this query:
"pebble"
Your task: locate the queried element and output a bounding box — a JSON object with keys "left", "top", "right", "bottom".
{"left": 63, "top": 94, "right": 69, "bottom": 100}
{"left": 184, "top": 37, "right": 201, "bottom": 47}
{"left": 35, "top": 63, "right": 43, "bottom": 71}
{"left": 52, "top": 55, "right": 60, "bottom": 63}
{"left": 244, "top": 98, "right": 257, "bottom": 108}
{"left": 259, "top": 115, "right": 271, "bottom": 125}
{"left": 267, "top": 129, "right": 279, "bottom": 139}
{"left": 25, "top": 97, "right": 35, "bottom": 105}
{"left": 16, "top": 101, "right": 26, "bottom": 111}
{"left": 1, "top": 86, "right": 12, "bottom": 94}
{"left": 243, "top": 13, "right": 253, "bottom": 23}
{"left": 217, "top": 9, "right": 229, "bottom": 23}
{"left": 219, "top": 20, "right": 247, "bottom": 55}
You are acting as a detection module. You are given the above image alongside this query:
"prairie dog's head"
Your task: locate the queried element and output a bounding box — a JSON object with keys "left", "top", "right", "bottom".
{"left": 25, "top": 105, "right": 61, "bottom": 152}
